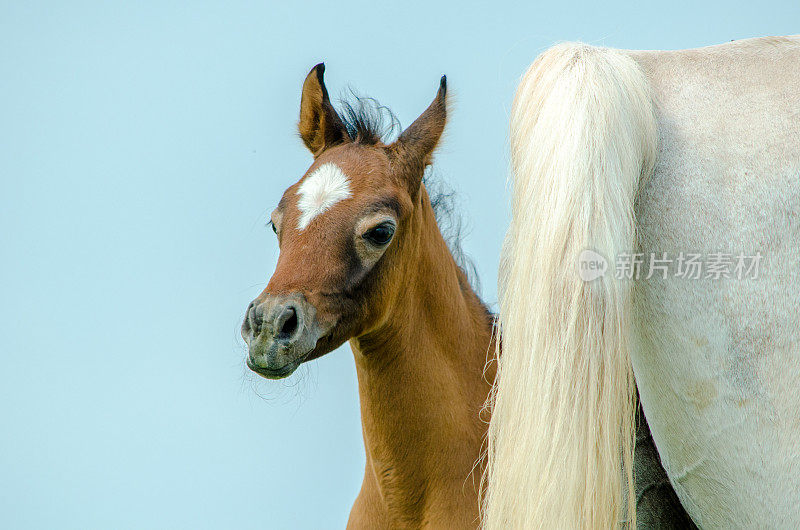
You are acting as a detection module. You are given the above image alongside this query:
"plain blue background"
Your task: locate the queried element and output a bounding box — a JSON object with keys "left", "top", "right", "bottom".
{"left": 1, "top": 1, "right": 797, "bottom": 528}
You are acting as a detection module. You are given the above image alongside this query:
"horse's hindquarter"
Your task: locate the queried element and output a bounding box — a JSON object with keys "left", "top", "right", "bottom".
{"left": 628, "top": 36, "right": 800, "bottom": 528}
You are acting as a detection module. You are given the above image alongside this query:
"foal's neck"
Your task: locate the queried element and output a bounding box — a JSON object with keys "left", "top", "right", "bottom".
{"left": 349, "top": 188, "right": 494, "bottom": 527}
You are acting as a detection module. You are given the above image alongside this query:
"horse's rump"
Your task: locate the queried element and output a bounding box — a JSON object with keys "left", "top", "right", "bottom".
{"left": 629, "top": 36, "right": 800, "bottom": 528}
{"left": 485, "top": 35, "right": 800, "bottom": 529}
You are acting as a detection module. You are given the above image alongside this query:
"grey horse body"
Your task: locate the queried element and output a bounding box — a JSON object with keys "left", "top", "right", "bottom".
{"left": 628, "top": 36, "right": 800, "bottom": 527}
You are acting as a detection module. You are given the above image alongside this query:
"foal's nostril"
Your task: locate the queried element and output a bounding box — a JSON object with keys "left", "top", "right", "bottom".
{"left": 247, "top": 302, "right": 264, "bottom": 335}
{"left": 275, "top": 306, "right": 299, "bottom": 339}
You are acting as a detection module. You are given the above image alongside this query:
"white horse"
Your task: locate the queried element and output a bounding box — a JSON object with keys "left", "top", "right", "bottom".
{"left": 484, "top": 36, "right": 800, "bottom": 528}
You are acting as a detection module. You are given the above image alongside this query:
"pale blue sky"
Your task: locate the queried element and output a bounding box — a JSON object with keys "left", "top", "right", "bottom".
{"left": 1, "top": 1, "right": 797, "bottom": 528}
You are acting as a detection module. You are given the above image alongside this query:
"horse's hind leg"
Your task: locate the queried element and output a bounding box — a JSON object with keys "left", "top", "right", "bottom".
{"left": 634, "top": 399, "right": 697, "bottom": 529}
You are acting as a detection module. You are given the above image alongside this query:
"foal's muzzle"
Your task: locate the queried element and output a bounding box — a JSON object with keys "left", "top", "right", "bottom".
{"left": 242, "top": 293, "right": 323, "bottom": 379}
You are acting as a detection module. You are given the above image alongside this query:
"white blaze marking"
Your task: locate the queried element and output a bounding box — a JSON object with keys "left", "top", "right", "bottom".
{"left": 295, "top": 163, "right": 352, "bottom": 230}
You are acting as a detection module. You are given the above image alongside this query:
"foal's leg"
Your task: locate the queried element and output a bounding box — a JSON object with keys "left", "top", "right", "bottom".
{"left": 634, "top": 400, "right": 697, "bottom": 529}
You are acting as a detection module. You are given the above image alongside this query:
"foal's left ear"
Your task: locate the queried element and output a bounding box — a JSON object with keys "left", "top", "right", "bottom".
{"left": 390, "top": 76, "right": 447, "bottom": 193}
{"left": 298, "top": 63, "right": 350, "bottom": 156}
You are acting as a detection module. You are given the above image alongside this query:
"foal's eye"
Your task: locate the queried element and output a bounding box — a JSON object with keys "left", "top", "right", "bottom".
{"left": 267, "top": 220, "right": 278, "bottom": 235}
{"left": 363, "top": 223, "right": 395, "bottom": 246}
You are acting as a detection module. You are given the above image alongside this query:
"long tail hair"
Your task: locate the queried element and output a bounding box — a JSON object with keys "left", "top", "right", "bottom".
{"left": 483, "top": 43, "right": 657, "bottom": 529}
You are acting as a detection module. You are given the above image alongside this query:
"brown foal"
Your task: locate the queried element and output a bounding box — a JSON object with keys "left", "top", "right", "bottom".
{"left": 241, "top": 64, "right": 495, "bottom": 528}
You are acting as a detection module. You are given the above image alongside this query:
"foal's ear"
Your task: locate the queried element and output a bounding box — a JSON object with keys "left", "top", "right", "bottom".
{"left": 298, "top": 63, "right": 349, "bottom": 156}
{"left": 390, "top": 76, "right": 447, "bottom": 192}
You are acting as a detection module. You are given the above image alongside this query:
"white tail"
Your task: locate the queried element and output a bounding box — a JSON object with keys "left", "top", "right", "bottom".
{"left": 483, "top": 43, "right": 657, "bottom": 529}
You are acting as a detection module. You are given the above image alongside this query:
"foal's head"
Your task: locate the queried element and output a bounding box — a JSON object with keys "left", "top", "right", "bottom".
{"left": 243, "top": 64, "right": 447, "bottom": 379}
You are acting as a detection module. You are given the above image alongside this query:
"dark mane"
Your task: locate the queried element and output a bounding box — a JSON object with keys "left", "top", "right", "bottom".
{"left": 424, "top": 171, "right": 482, "bottom": 296}
{"left": 337, "top": 91, "right": 401, "bottom": 145}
